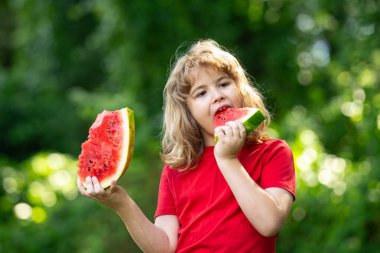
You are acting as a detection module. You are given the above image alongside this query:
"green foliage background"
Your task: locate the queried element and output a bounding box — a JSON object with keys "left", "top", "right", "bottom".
{"left": 1, "top": 0, "right": 379, "bottom": 252}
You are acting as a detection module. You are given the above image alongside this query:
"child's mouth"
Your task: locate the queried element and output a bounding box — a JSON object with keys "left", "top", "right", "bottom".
{"left": 215, "top": 105, "right": 232, "bottom": 115}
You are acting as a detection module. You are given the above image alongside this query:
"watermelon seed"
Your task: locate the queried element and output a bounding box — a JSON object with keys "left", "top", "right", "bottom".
{"left": 87, "top": 167, "right": 91, "bottom": 171}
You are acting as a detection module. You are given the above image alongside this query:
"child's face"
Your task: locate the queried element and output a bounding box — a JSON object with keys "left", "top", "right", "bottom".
{"left": 186, "top": 66, "right": 243, "bottom": 146}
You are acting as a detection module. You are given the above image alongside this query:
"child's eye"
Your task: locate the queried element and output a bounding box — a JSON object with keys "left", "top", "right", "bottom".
{"left": 220, "top": 82, "right": 230, "bottom": 87}
{"left": 196, "top": 91, "right": 207, "bottom": 97}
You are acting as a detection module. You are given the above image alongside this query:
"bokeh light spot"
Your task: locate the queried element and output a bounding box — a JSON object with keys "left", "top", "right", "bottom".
{"left": 3, "top": 177, "right": 18, "bottom": 193}
{"left": 292, "top": 207, "right": 306, "bottom": 221}
{"left": 32, "top": 207, "right": 47, "bottom": 223}
{"left": 14, "top": 202, "right": 32, "bottom": 220}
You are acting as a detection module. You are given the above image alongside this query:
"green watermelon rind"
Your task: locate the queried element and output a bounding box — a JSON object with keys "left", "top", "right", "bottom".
{"left": 242, "top": 108, "right": 266, "bottom": 134}
{"left": 124, "top": 108, "right": 135, "bottom": 178}
{"left": 214, "top": 108, "right": 266, "bottom": 143}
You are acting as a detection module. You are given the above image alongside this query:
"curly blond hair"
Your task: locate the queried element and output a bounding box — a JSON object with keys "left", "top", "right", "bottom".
{"left": 161, "top": 39, "right": 270, "bottom": 170}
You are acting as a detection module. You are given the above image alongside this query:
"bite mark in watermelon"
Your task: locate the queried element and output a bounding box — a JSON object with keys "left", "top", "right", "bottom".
{"left": 78, "top": 107, "right": 135, "bottom": 188}
{"left": 214, "top": 107, "right": 266, "bottom": 142}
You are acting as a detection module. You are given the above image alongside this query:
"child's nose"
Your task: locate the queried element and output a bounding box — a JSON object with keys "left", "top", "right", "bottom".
{"left": 212, "top": 90, "right": 225, "bottom": 103}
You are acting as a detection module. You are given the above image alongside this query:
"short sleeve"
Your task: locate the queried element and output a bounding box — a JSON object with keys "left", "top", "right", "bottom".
{"left": 261, "top": 140, "right": 296, "bottom": 199}
{"left": 154, "top": 165, "right": 177, "bottom": 219}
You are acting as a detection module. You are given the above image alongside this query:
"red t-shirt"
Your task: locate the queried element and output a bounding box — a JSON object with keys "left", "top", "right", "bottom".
{"left": 155, "top": 139, "right": 296, "bottom": 253}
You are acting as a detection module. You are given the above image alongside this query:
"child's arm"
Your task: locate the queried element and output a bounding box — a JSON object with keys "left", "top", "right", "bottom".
{"left": 78, "top": 177, "right": 179, "bottom": 253}
{"left": 214, "top": 121, "right": 293, "bottom": 237}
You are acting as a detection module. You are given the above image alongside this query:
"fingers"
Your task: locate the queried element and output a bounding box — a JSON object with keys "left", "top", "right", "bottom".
{"left": 110, "top": 180, "right": 117, "bottom": 191}
{"left": 77, "top": 177, "right": 87, "bottom": 195}
{"left": 214, "top": 121, "right": 246, "bottom": 159}
{"left": 225, "top": 121, "right": 240, "bottom": 138}
{"left": 217, "top": 121, "right": 245, "bottom": 140}
{"left": 236, "top": 121, "right": 246, "bottom": 139}
{"left": 110, "top": 180, "right": 118, "bottom": 194}
{"left": 93, "top": 177, "right": 105, "bottom": 194}
{"left": 86, "top": 176, "right": 94, "bottom": 192}
{"left": 77, "top": 176, "right": 107, "bottom": 199}
{"left": 77, "top": 177, "right": 94, "bottom": 199}
{"left": 214, "top": 127, "right": 225, "bottom": 139}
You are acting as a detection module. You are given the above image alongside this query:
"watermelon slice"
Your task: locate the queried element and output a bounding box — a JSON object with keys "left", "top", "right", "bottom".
{"left": 214, "top": 107, "right": 266, "bottom": 142}
{"left": 78, "top": 107, "right": 135, "bottom": 188}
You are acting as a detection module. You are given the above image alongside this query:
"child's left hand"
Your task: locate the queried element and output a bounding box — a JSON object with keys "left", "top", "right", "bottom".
{"left": 214, "top": 120, "right": 246, "bottom": 159}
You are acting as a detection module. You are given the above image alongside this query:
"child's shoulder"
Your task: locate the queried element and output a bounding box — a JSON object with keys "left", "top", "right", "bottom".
{"left": 242, "top": 138, "right": 292, "bottom": 155}
{"left": 260, "top": 138, "right": 294, "bottom": 159}
{"left": 262, "top": 138, "right": 291, "bottom": 148}
{"left": 249, "top": 138, "right": 290, "bottom": 149}
{"left": 239, "top": 139, "right": 293, "bottom": 165}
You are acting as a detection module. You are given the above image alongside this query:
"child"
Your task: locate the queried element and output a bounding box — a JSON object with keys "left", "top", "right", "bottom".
{"left": 78, "top": 39, "right": 296, "bottom": 253}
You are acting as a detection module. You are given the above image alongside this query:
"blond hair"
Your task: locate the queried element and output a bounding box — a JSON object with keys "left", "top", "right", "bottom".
{"left": 161, "top": 39, "right": 270, "bottom": 170}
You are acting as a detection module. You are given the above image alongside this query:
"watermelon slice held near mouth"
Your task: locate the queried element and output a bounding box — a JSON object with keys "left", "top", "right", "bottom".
{"left": 78, "top": 107, "right": 135, "bottom": 188}
{"left": 214, "top": 107, "right": 266, "bottom": 142}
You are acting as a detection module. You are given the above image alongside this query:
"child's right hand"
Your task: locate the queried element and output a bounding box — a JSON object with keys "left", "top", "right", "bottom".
{"left": 77, "top": 176, "right": 129, "bottom": 211}
{"left": 214, "top": 120, "right": 246, "bottom": 160}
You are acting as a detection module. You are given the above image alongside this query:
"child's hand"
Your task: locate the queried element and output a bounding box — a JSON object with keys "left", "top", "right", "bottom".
{"left": 214, "top": 120, "right": 246, "bottom": 160}
{"left": 77, "top": 176, "right": 128, "bottom": 210}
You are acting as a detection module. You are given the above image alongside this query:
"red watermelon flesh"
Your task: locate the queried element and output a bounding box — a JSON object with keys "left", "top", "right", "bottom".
{"left": 214, "top": 107, "right": 265, "bottom": 136}
{"left": 78, "top": 108, "right": 135, "bottom": 188}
